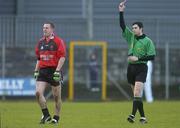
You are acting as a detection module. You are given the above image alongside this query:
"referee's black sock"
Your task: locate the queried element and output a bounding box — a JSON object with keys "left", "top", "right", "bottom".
{"left": 131, "top": 97, "right": 141, "bottom": 116}
{"left": 42, "top": 108, "right": 50, "bottom": 116}
{"left": 138, "top": 99, "right": 145, "bottom": 117}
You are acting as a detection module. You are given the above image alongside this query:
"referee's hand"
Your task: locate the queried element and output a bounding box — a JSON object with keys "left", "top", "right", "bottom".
{"left": 119, "top": 2, "right": 125, "bottom": 12}
{"left": 34, "top": 71, "right": 39, "bottom": 79}
{"left": 128, "top": 56, "right": 138, "bottom": 62}
{"left": 53, "top": 71, "right": 61, "bottom": 82}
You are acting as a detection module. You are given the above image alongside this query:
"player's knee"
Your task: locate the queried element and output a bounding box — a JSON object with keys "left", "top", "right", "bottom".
{"left": 134, "top": 90, "right": 142, "bottom": 97}
{"left": 134, "top": 92, "right": 141, "bottom": 97}
{"left": 54, "top": 95, "right": 60, "bottom": 102}
{"left": 35, "top": 91, "right": 41, "bottom": 99}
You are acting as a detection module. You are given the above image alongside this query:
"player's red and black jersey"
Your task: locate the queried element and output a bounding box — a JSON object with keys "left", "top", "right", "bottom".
{"left": 35, "top": 35, "right": 66, "bottom": 68}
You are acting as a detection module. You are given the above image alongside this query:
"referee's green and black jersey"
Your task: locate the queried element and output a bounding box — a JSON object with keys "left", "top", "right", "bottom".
{"left": 119, "top": 12, "right": 156, "bottom": 64}
{"left": 122, "top": 27, "right": 156, "bottom": 64}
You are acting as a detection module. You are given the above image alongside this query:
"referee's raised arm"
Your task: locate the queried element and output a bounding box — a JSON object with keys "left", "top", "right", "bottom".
{"left": 119, "top": 2, "right": 126, "bottom": 32}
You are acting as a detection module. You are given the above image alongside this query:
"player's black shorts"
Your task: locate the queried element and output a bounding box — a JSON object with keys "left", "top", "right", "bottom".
{"left": 127, "top": 63, "right": 147, "bottom": 85}
{"left": 37, "top": 67, "right": 60, "bottom": 86}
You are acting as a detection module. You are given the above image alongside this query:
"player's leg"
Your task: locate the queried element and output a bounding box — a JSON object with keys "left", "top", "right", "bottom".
{"left": 36, "top": 81, "right": 51, "bottom": 124}
{"left": 51, "top": 85, "right": 62, "bottom": 124}
{"left": 36, "top": 81, "right": 47, "bottom": 108}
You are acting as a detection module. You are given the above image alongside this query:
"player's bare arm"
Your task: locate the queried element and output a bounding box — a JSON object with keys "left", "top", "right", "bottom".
{"left": 56, "top": 57, "right": 65, "bottom": 71}
{"left": 34, "top": 60, "right": 39, "bottom": 71}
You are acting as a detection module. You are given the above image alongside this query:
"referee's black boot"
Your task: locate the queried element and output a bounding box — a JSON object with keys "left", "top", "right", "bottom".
{"left": 39, "top": 114, "right": 51, "bottom": 124}
{"left": 127, "top": 114, "right": 135, "bottom": 123}
{"left": 139, "top": 117, "right": 147, "bottom": 124}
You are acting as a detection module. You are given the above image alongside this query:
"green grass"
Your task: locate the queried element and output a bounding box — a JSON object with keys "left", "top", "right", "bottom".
{"left": 0, "top": 100, "right": 180, "bottom": 128}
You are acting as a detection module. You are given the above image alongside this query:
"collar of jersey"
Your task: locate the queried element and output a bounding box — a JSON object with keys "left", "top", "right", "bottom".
{"left": 43, "top": 34, "right": 55, "bottom": 42}
{"left": 135, "top": 34, "right": 146, "bottom": 40}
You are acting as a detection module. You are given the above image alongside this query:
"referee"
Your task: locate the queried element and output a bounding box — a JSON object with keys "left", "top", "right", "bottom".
{"left": 34, "top": 22, "right": 66, "bottom": 124}
{"left": 119, "top": 2, "right": 156, "bottom": 124}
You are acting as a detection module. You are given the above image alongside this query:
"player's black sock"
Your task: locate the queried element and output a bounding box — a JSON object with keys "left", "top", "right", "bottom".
{"left": 53, "top": 115, "right": 59, "bottom": 122}
{"left": 42, "top": 108, "right": 50, "bottom": 116}
{"left": 131, "top": 97, "right": 141, "bottom": 116}
{"left": 138, "top": 99, "right": 145, "bottom": 117}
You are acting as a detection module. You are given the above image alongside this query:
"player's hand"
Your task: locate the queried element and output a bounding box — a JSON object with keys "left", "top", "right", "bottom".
{"left": 53, "top": 71, "right": 61, "bottom": 82}
{"left": 119, "top": 2, "right": 126, "bottom": 12}
{"left": 128, "top": 56, "right": 138, "bottom": 62}
{"left": 34, "top": 71, "right": 39, "bottom": 79}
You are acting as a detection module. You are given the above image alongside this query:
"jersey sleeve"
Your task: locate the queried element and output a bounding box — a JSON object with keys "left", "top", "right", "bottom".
{"left": 57, "top": 38, "right": 66, "bottom": 59}
{"left": 122, "top": 26, "right": 134, "bottom": 46}
{"left": 146, "top": 39, "right": 156, "bottom": 56}
{"left": 35, "top": 42, "right": 40, "bottom": 60}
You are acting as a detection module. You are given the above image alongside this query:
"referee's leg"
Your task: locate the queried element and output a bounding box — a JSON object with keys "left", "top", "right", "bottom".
{"left": 134, "top": 81, "right": 147, "bottom": 124}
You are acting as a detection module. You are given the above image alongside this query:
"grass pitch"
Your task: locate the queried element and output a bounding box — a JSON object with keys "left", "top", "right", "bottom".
{"left": 0, "top": 100, "right": 180, "bottom": 128}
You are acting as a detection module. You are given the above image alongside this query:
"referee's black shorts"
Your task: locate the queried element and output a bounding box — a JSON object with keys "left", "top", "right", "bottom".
{"left": 127, "top": 63, "right": 147, "bottom": 85}
{"left": 37, "top": 67, "right": 60, "bottom": 86}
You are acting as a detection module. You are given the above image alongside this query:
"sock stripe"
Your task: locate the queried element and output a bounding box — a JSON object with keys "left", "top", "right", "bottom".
{"left": 134, "top": 97, "right": 142, "bottom": 101}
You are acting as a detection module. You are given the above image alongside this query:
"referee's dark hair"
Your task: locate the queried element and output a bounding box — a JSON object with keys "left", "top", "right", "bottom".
{"left": 132, "top": 22, "right": 143, "bottom": 28}
{"left": 44, "top": 21, "right": 55, "bottom": 29}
